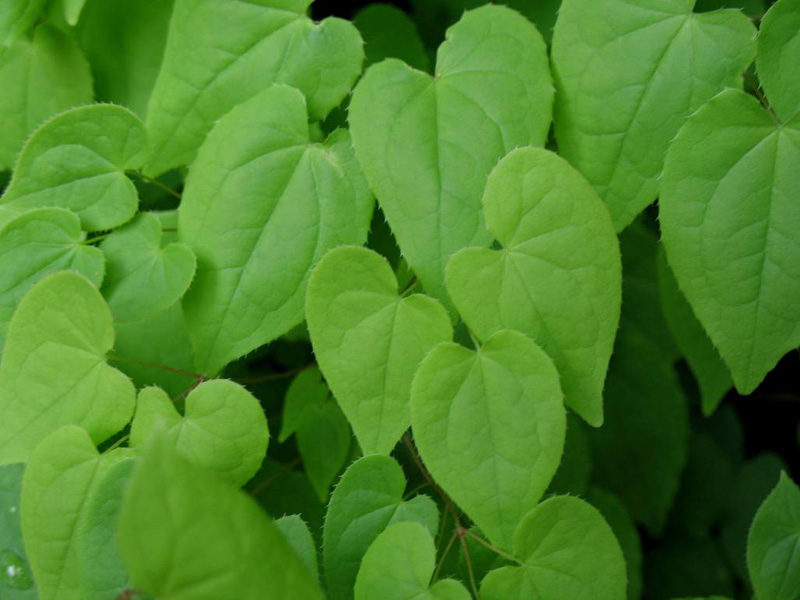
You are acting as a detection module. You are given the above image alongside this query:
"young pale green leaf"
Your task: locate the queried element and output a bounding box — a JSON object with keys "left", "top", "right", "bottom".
{"left": 660, "top": 89, "right": 800, "bottom": 394}
{"left": 0, "top": 272, "right": 135, "bottom": 464}
{"left": 757, "top": 0, "right": 800, "bottom": 122}
{"left": 0, "top": 464, "right": 37, "bottom": 598}
{"left": 275, "top": 515, "right": 319, "bottom": 582}
{"left": 0, "top": 208, "right": 104, "bottom": 352}
{"left": 552, "top": 0, "right": 756, "bottom": 230}
{"left": 0, "top": 24, "right": 93, "bottom": 170}
{"left": 323, "top": 455, "right": 439, "bottom": 600}
{"left": 354, "top": 4, "right": 429, "bottom": 70}
{"left": 130, "top": 380, "right": 268, "bottom": 487}
{"left": 349, "top": 5, "right": 553, "bottom": 306}
{"left": 20, "top": 426, "right": 133, "bottom": 600}
{"left": 100, "top": 212, "right": 196, "bottom": 323}
{"left": 410, "top": 329, "right": 566, "bottom": 550}
{"left": 0, "top": 104, "right": 147, "bottom": 232}
{"left": 445, "top": 147, "right": 621, "bottom": 426}
{"left": 480, "top": 496, "right": 627, "bottom": 600}
{"left": 306, "top": 247, "right": 451, "bottom": 454}
{"left": 179, "top": 85, "right": 373, "bottom": 376}
{"left": 118, "top": 434, "right": 325, "bottom": 600}
{"left": 747, "top": 472, "right": 800, "bottom": 600}
{"left": 354, "top": 521, "right": 471, "bottom": 600}
{"left": 144, "top": 0, "right": 364, "bottom": 175}
{"left": 0, "top": 0, "right": 46, "bottom": 45}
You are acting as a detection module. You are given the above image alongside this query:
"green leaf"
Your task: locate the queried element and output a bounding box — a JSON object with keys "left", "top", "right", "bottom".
{"left": 353, "top": 4, "right": 429, "bottom": 70}
{"left": 179, "top": 85, "right": 373, "bottom": 375}
{"left": 0, "top": 208, "right": 104, "bottom": 353}
{"left": 747, "top": 472, "right": 800, "bottom": 600}
{"left": 20, "top": 426, "right": 133, "bottom": 600}
{"left": 548, "top": 414, "right": 592, "bottom": 496}
{"left": 349, "top": 4, "right": 553, "bottom": 306}
{"left": 480, "top": 495, "right": 627, "bottom": 600}
{"left": 130, "top": 379, "right": 268, "bottom": 487}
{"left": 100, "top": 212, "right": 196, "bottom": 323}
{"left": 410, "top": 329, "right": 565, "bottom": 550}
{"left": 0, "top": 271, "right": 136, "bottom": 464}
{"left": 306, "top": 247, "right": 451, "bottom": 454}
{"left": 275, "top": 515, "right": 319, "bottom": 582}
{"left": 551, "top": 0, "right": 756, "bottom": 230}
{"left": 0, "top": 24, "right": 93, "bottom": 170}
{"left": 757, "top": 0, "right": 800, "bottom": 122}
{"left": 354, "top": 521, "right": 471, "bottom": 600}
{"left": 118, "top": 433, "right": 326, "bottom": 600}
{"left": 323, "top": 455, "right": 439, "bottom": 600}
{"left": 0, "top": 104, "right": 147, "bottom": 232}
{"left": 0, "top": 464, "right": 36, "bottom": 598}
{"left": 445, "top": 147, "right": 621, "bottom": 426}
{"left": 0, "top": 0, "right": 46, "bottom": 46}
{"left": 145, "top": 0, "right": 364, "bottom": 175}
{"left": 660, "top": 88, "right": 800, "bottom": 393}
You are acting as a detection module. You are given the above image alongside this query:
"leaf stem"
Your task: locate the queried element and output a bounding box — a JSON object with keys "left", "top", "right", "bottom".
{"left": 433, "top": 530, "right": 458, "bottom": 581}
{"left": 400, "top": 277, "right": 420, "bottom": 297}
{"left": 248, "top": 457, "right": 302, "bottom": 497}
{"left": 127, "top": 170, "right": 182, "bottom": 200}
{"left": 232, "top": 363, "right": 316, "bottom": 384}
{"left": 464, "top": 530, "right": 522, "bottom": 565}
{"left": 107, "top": 355, "right": 206, "bottom": 380}
{"left": 744, "top": 70, "right": 778, "bottom": 124}
{"left": 459, "top": 531, "right": 480, "bottom": 599}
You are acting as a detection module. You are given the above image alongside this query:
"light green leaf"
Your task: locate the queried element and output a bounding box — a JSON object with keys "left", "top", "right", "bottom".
{"left": 275, "top": 515, "right": 319, "bottom": 582}
{"left": 480, "top": 496, "right": 627, "bottom": 600}
{"left": 410, "top": 329, "right": 565, "bottom": 550}
{"left": 552, "top": 0, "right": 756, "bottom": 230}
{"left": 306, "top": 247, "right": 451, "bottom": 454}
{"left": 130, "top": 379, "right": 268, "bottom": 487}
{"left": 349, "top": 4, "right": 553, "bottom": 306}
{"left": 179, "top": 85, "right": 373, "bottom": 375}
{"left": 20, "top": 426, "right": 133, "bottom": 600}
{"left": 0, "top": 104, "right": 147, "bottom": 232}
{"left": 323, "top": 455, "right": 439, "bottom": 600}
{"left": 0, "top": 272, "right": 136, "bottom": 465}
{"left": 118, "top": 434, "right": 325, "bottom": 600}
{"left": 61, "top": 0, "right": 87, "bottom": 25}
{"left": 747, "top": 472, "right": 800, "bottom": 600}
{"left": 445, "top": 147, "right": 621, "bottom": 426}
{"left": 0, "top": 464, "right": 36, "bottom": 598}
{"left": 660, "top": 88, "right": 800, "bottom": 393}
{"left": 354, "top": 521, "right": 470, "bottom": 600}
{"left": 0, "top": 208, "right": 104, "bottom": 353}
{"left": 0, "top": 0, "right": 47, "bottom": 46}
{"left": 145, "top": 0, "right": 364, "bottom": 175}
{"left": 100, "top": 212, "right": 196, "bottom": 323}
{"left": 354, "top": 4, "right": 429, "bottom": 70}
{"left": 757, "top": 0, "right": 800, "bottom": 122}
{"left": 0, "top": 24, "right": 93, "bottom": 170}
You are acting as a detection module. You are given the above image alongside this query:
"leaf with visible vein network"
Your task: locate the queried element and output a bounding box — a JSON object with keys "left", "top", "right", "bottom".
{"left": 552, "top": 0, "right": 756, "bottom": 230}
{"left": 349, "top": 4, "right": 553, "bottom": 307}
{"left": 446, "top": 147, "right": 621, "bottom": 426}
{"left": 0, "top": 272, "right": 135, "bottom": 465}
{"left": 756, "top": 0, "right": 800, "bottom": 123}
{"left": 307, "top": 247, "right": 451, "bottom": 454}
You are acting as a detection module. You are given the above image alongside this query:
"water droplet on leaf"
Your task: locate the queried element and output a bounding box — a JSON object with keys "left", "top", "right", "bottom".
{"left": 0, "top": 550, "right": 32, "bottom": 589}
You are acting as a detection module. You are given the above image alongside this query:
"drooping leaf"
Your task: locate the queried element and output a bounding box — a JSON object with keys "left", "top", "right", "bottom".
{"left": 480, "top": 495, "right": 627, "bottom": 600}
{"left": 0, "top": 208, "right": 104, "bottom": 352}
{"left": 354, "top": 4, "right": 429, "bottom": 70}
{"left": 0, "top": 104, "right": 147, "bottom": 232}
{"left": 323, "top": 455, "right": 439, "bottom": 600}
{"left": 551, "top": 0, "right": 756, "bottom": 230}
{"left": 306, "top": 247, "right": 451, "bottom": 454}
{"left": 410, "top": 329, "right": 565, "bottom": 550}
{"left": 130, "top": 380, "right": 268, "bottom": 487}
{"left": 144, "top": 0, "right": 364, "bottom": 175}
{"left": 0, "top": 272, "right": 136, "bottom": 464}
{"left": 100, "top": 212, "right": 196, "bottom": 323}
{"left": 118, "top": 434, "right": 326, "bottom": 600}
{"left": 354, "top": 521, "right": 471, "bottom": 600}
{"left": 0, "top": 0, "right": 47, "bottom": 46}
{"left": 756, "top": 0, "right": 800, "bottom": 122}
{"left": 179, "top": 85, "right": 373, "bottom": 375}
{"left": 349, "top": 5, "right": 553, "bottom": 306}
{"left": 275, "top": 515, "right": 319, "bottom": 582}
{"left": 445, "top": 147, "right": 621, "bottom": 426}
{"left": 660, "top": 88, "right": 800, "bottom": 393}
{"left": 0, "top": 464, "right": 37, "bottom": 598}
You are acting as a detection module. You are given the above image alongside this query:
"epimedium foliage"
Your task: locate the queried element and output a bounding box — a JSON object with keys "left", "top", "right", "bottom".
{"left": 0, "top": 0, "right": 798, "bottom": 599}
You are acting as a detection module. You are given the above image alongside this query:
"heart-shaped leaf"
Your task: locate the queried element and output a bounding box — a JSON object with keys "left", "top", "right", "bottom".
{"left": 323, "top": 455, "right": 439, "bottom": 600}
{"left": 349, "top": 4, "right": 553, "bottom": 306}
{"left": 100, "top": 212, "right": 196, "bottom": 323}
{"left": 306, "top": 246, "right": 451, "bottom": 454}
{"left": 0, "top": 104, "right": 147, "bottom": 231}
{"left": 275, "top": 515, "right": 319, "bottom": 582}
{"left": 354, "top": 521, "right": 470, "bottom": 600}
{"left": 552, "top": 0, "right": 756, "bottom": 230}
{"left": 353, "top": 4, "right": 429, "bottom": 71}
{"left": 179, "top": 85, "right": 373, "bottom": 375}
{"left": 0, "top": 271, "right": 136, "bottom": 464}
{"left": 410, "top": 329, "right": 566, "bottom": 550}
{"left": 756, "top": 0, "right": 800, "bottom": 123}
{"left": 130, "top": 379, "right": 268, "bottom": 487}
{"left": 144, "top": 0, "right": 364, "bottom": 175}
{"left": 480, "top": 495, "right": 627, "bottom": 600}
{"left": 445, "top": 147, "right": 621, "bottom": 426}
